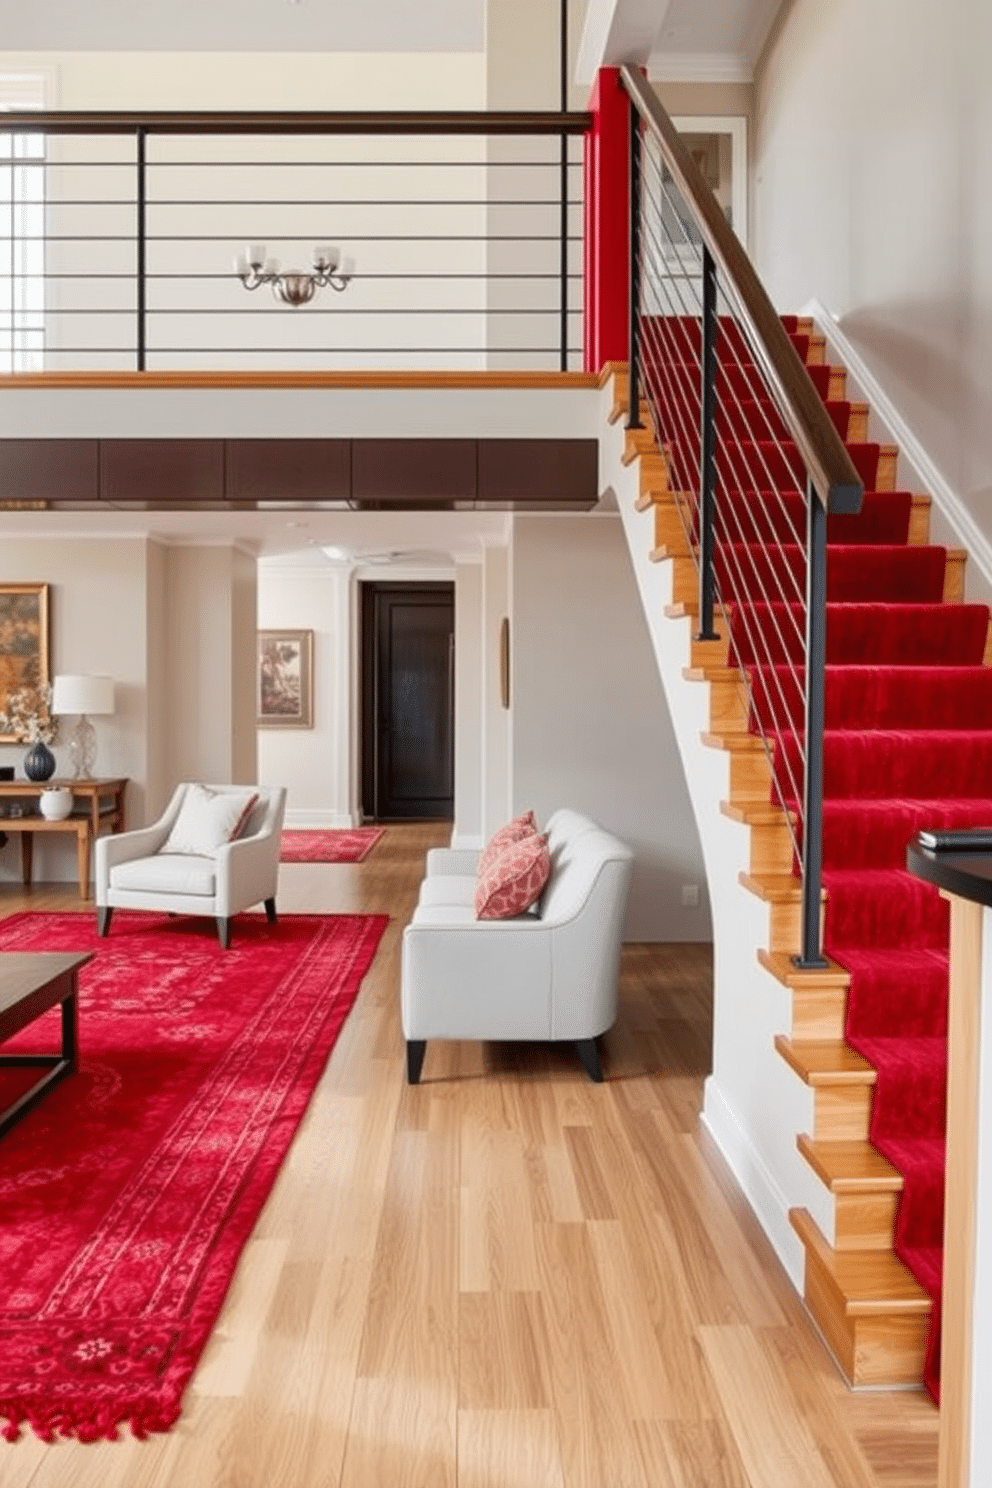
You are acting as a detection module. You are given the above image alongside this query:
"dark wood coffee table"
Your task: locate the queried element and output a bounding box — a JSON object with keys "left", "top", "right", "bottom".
{"left": 0, "top": 952, "right": 91, "bottom": 1138}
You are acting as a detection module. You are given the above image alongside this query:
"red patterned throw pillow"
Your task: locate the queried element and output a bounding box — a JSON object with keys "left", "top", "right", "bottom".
{"left": 474, "top": 832, "right": 551, "bottom": 920}
{"left": 477, "top": 809, "right": 538, "bottom": 877}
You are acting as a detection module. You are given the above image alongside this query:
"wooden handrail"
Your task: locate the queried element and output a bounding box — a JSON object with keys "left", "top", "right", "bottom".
{"left": 620, "top": 65, "right": 862, "bottom": 515}
{"left": 0, "top": 109, "right": 592, "bottom": 137}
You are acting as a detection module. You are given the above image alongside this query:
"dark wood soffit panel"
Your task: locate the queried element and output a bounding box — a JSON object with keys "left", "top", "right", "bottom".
{"left": 226, "top": 438, "right": 351, "bottom": 505}
{"left": 0, "top": 439, "right": 98, "bottom": 503}
{"left": 100, "top": 439, "right": 224, "bottom": 506}
{"left": 0, "top": 438, "right": 600, "bottom": 511}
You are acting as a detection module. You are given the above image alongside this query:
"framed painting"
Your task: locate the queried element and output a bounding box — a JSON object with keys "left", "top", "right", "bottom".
{"left": 0, "top": 583, "right": 50, "bottom": 744}
{"left": 257, "top": 629, "right": 313, "bottom": 729}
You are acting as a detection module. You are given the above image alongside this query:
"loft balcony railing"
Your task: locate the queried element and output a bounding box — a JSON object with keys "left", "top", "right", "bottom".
{"left": 0, "top": 109, "right": 589, "bottom": 374}
{"left": 620, "top": 66, "right": 864, "bottom": 968}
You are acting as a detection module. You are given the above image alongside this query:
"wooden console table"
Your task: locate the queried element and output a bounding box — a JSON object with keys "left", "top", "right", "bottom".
{"left": 0, "top": 778, "right": 127, "bottom": 899}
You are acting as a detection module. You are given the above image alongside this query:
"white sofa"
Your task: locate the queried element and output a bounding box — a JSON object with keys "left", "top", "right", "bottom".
{"left": 95, "top": 782, "right": 287, "bottom": 948}
{"left": 401, "top": 808, "right": 633, "bottom": 1083}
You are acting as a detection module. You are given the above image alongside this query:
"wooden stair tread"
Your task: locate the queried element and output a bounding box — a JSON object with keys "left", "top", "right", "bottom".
{"left": 721, "top": 800, "right": 793, "bottom": 827}
{"left": 790, "top": 1208, "right": 930, "bottom": 1316}
{"left": 797, "top": 1135, "right": 903, "bottom": 1193}
{"left": 702, "top": 731, "right": 767, "bottom": 753}
{"left": 775, "top": 1035, "right": 876, "bottom": 1085}
{"left": 739, "top": 870, "right": 805, "bottom": 903}
{"left": 682, "top": 665, "right": 742, "bottom": 683}
{"left": 757, "top": 947, "right": 850, "bottom": 990}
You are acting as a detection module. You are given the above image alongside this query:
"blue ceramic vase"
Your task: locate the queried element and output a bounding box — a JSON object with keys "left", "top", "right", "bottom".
{"left": 23, "top": 741, "right": 56, "bottom": 782}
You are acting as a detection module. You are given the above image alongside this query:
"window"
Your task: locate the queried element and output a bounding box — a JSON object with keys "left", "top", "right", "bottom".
{"left": 0, "top": 74, "right": 45, "bottom": 372}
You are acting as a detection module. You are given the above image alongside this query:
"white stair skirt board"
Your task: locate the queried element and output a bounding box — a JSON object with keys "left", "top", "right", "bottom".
{"left": 601, "top": 379, "right": 829, "bottom": 1301}
{"left": 803, "top": 297, "right": 992, "bottom": 594}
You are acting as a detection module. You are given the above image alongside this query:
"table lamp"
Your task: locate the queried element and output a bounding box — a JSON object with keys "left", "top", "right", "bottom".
{"left": 51, "top": 674, "right": 115, "bottom": 780}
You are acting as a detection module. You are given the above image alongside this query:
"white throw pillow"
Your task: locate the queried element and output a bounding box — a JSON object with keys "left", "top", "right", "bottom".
{"left": 161, "top": 784, "right": 259, "bottom": 857}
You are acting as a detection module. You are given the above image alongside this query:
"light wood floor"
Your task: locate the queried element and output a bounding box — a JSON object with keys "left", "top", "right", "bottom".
{"left": 0, "top": 823, "right": 938, "bottom": 1487}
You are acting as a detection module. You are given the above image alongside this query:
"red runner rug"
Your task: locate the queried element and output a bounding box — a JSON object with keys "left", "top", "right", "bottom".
{"left": 279, "top": 827, "right": 385, "bottom": 864}
{"left": 0, "top": 909, "right": 388, "bottom": 1442}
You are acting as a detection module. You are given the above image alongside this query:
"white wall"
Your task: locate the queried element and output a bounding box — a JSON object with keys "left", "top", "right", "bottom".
{"left": 753, "top": 0, "right": 992, "bottom": 540}
{"left": 511, "top": 511, "right": 711, "bottom": 941}
{"left": 256, "top": 555, "right": 352, "bottom": 826}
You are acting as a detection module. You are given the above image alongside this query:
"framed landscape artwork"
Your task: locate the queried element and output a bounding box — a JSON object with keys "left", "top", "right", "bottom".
{"left": 257, "top": 629, "right": 313, "bottom": 729}
{"left": 0, "top": 583, "right": 50, "bottom": 744}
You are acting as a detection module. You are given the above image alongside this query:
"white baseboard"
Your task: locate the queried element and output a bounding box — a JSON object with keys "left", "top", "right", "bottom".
{"left": 701, "top": 1075, "right": 805, "bottom": 1292}
{"left": 802, "top": 297, "right": 992, "bottom": 591}
{"left": 283, "top": 810, "right": 355, "bottom": 829}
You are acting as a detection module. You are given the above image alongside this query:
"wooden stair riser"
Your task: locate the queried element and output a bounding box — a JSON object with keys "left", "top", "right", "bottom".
{"left": 669, "top": 554, "right": 700, "bottom": 610}
{"left": 651, "top": 497, "right": 695, "bottom": 557}
{"left": 801, "top": 1244, "right": 929, "bottom": 1387}
{"left": 726, "top": 746, "right": 774, "bottom": 805}
{"left": 813, "top": 1085, "right": 872, "bottom": 1143}
{"left": 691, "top": 634, "right": 730, "bottom": 669}
{"left": 908, "top": 494, "right": 931, "bottom": 545}
{"left": 944, "top": 549, "right": 967, "bottom": 604}
{"left": 623, "top": 425, "right": 657, "bottom": 465}
{"left": 873, "top": 445, "right": 898, "bottom": 491}
{"left": 833, "top": 1190, "right": 901, "bottom": 1252}
{"left": 639, "top": 451, "right": 673, "bottom": 498}
{"left": 791, "top": 985, "right": 848, "bottom": 1042}
{"left": 745, "top": 819, "right": 796, "bottom": 876}
{"left": 805, "top": 334, "right": 826, "bottom": 366}
{"left": 845, "top": 404, "right": 869, "bottom": 443}
{"left": 705, "top": 674, "right": 752, "bottom": 734}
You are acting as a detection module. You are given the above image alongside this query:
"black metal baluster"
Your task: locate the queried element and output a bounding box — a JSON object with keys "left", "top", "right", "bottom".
{"left": 795, "top": 477, "right": 829, "bottom": 968}
{"left": 696, "top": 246, "right": 718, "bottom": 639}
{"left": 136, "top": 126, "right": 146, "bottom": 371}
{"left": 626, "top": 101, "right": 642, "bottom": 430}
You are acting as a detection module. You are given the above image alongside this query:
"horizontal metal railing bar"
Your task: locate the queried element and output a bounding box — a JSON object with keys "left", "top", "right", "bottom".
{"left": 13, "top": 198, "right": 578, "bottom": 208}
{"left": 621, "top": 65, "right": 861, "bottom": 516}
{"left": 0, "top": 159, "right": 585, "bottom": 170}
{"left": 23, "top": 307, "right": 583, "bottom": 316}
{"left": 25, "top": 345, "right": 585, "bottom": 355}
{"left": 11, "top": 234, "right": 585, "bottom": 244}
{"left": 0, "top": 110, "right": 593, "bottom": 137}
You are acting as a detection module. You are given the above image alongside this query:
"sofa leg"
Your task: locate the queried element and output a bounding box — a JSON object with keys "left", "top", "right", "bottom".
{"left": 575, "top": 1038, "right": 603, "bottom": 1083}
{"left": 264, "top": 897, "right": 277, "bottom": 925}
{"left": 217, "top": 917, "right": 232, "bottom": 950}
{"left": 97, "top": 906, "right": 113, "bottom": 937}
{"left": 406, "top": 1040, "right": 426, "bottom": 1084}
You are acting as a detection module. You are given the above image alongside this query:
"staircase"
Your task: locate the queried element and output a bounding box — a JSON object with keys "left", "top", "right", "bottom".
{"left": 602, "top": 318, "right": 987, "bottom": 1398}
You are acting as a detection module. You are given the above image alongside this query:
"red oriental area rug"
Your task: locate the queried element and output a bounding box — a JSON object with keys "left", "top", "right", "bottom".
{"left": 279, "top": 827, "right": 385, "bottom": 864}
{"left": 0, "top": 909, "right": 388, "bottom": 1443}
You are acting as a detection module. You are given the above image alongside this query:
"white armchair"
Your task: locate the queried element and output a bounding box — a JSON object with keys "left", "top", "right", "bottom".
{"left": 95, "top": 783, "right": 287, "bottom": 948}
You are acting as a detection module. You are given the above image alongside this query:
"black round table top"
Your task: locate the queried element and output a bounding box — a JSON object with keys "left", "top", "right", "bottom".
{"left": 907, "top": 839, "right": 992, "bottom": 910}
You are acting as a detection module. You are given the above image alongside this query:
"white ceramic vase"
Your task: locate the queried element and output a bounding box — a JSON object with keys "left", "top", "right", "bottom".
{"left": 39, "top": 786, "right": 73, "bottom": 821}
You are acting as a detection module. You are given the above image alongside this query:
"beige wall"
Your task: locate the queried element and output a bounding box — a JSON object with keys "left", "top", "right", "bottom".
{"left": 511, "top": 512, "right": 710, "bottom": 941}
{"left": 753, "top": 0, "right": 992, "bottom": 536}
{"left": 0, "top": 536, "right": 150, "bottom": 882}
{"left": 164, "top": 544, "right": 257, "bottom": 789}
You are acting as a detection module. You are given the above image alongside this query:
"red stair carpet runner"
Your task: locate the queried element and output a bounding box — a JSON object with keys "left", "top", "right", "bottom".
{"left": 0, "top": 909, "right": 387, "bottom": 1442}
{"left": 654, "top": 313, "right": 975, "bottom": 1403}
{"left": 279, "top": 826, "right": 385, "bottom": 864}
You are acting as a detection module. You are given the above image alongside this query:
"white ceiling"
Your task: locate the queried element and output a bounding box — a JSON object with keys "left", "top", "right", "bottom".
{"left": 0, "top": 0, "right": 485, "bottom": 55}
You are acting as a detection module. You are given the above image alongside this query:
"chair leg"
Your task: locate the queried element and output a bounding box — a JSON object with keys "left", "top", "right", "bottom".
{"left": 575, "top": 1037, "right": 604, "bottom": 1083}
{"left": 97, "top": 906, "right": 113, "bottom": 937}
{"left": 264, "top": 897, "right": 277, "bottom": 924}
{"left": 216, "top": 917, "right": 232, "bottom": 950}
{"left": 406, "top": 1040, "right": 426, "bottom": 1084}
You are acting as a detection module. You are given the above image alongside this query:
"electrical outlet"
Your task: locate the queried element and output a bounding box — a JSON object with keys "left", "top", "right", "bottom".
{"left": 681, "top": 883, "right": 699, "bottom": 908}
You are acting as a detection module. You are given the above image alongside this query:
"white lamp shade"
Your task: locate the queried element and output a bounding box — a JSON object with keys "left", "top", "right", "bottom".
{"left": 52, "top": 673, "right": 115, "bottom": 716}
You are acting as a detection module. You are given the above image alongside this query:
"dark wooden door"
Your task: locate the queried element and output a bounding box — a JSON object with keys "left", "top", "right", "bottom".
{"left": 361, "top": 583, "right": 455, "bottom": 820}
